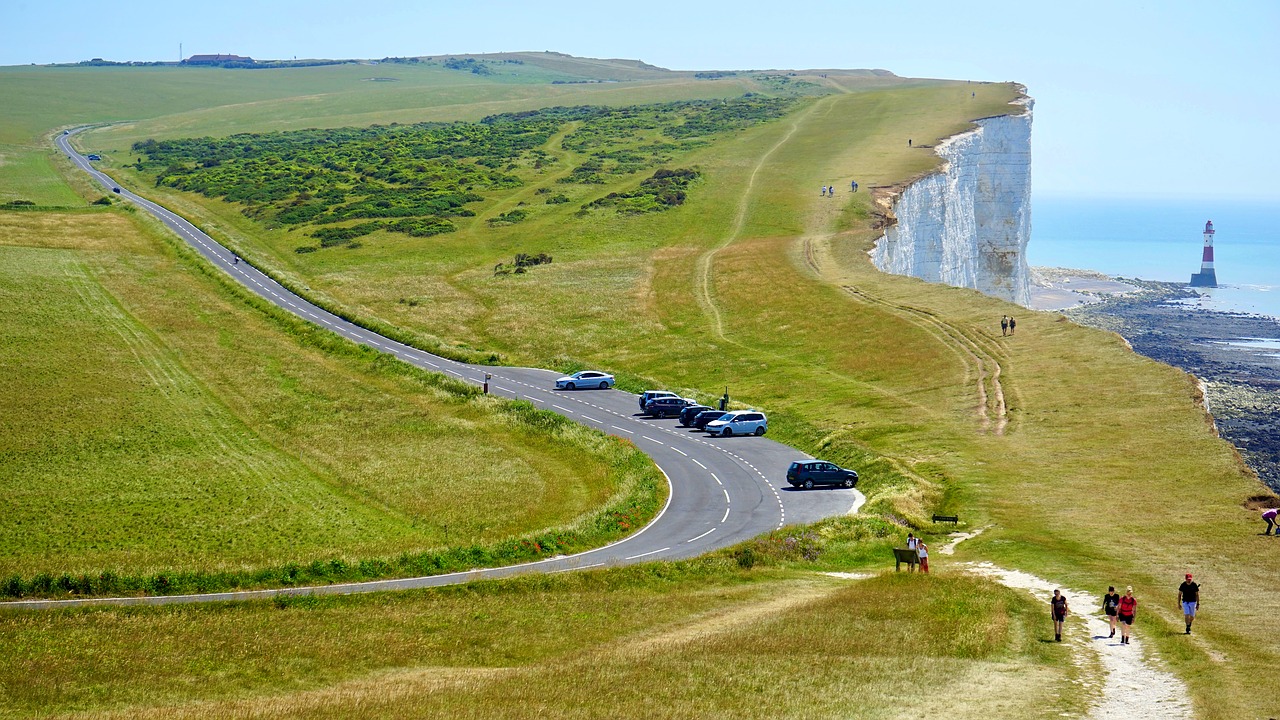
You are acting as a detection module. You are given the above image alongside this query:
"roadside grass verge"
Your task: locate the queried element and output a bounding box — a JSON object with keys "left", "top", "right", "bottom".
{"left": 0, "top": 143, "right": 83, "bottom": 206}
{"left": 0, "top": 564, "right": 1078, "bottom": 719}
{"left": 0, "top": 210, "right": 663, "bottom": 596}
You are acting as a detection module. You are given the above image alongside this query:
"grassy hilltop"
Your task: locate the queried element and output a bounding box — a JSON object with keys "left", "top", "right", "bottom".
{"left": 1, "top": 53, "right": 1276, "bottom": 718}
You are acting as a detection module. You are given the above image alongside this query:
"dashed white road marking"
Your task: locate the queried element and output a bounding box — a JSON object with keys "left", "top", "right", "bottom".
{"left": 687, "top": 528, "right": 716, "bottom": 543}
{"left": 552, "top": 404, "right": 572, "bottom": 413}
{"left": 640, "top": 436, "right": 663, "bottom": 445}
{"left": 671, "top": 447, "right": 688, "bottom": 456}
{"left": 721, "top": 507, "right": 731, "bottom": 523}
{"left": 580, "top": 415, "right": 600, "bottom": 423}
{"left": 692, "top": 459, "right": 707, "bottom": 469}
{"left": 610, "top": 425, "right": 629, "bottom": 433}
{"left": 624, "top": 547, "right": 670, "bottom": 560}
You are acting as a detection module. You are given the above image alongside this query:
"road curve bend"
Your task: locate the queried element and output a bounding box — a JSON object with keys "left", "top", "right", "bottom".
{"left": 13, "top": 129, "right": 865, "bottom": 610}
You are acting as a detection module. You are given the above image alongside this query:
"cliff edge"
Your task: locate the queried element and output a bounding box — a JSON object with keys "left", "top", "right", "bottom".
{"left": 870, "top": 91, "right": 1033, "bottom": 305}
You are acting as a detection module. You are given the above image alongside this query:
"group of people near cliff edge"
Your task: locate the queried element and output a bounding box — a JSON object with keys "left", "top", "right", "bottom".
{"left": 1000, "top": 315, "right": 1016, "bottom": 336}
{"left": 819, "top": 182, "right": 858, "bottom": 196}
{"left": 1052, "top": 574, "right": 1201, "bottom": 644}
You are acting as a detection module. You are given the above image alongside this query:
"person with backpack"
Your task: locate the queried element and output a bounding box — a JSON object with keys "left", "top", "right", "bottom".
{"left": 1008, "top": 316, "right": 1017, "bottom": 335}
{"left": 1050, "top": 589, "right": 1069, "bottom": 642}
{"left": 1117, "top": 587, "right": 1138, "bottom": 644}
{"left": 1102, "top": 586, "right": 1121, "bottom": 638}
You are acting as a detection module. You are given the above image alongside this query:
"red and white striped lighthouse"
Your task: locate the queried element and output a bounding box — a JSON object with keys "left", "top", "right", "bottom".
{"left": 1189, "top": 220, "right": 1217, "bottom": 288}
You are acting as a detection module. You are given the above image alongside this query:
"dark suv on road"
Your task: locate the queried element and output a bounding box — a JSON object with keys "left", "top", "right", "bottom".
{"left": 786, "top": 460, "right": 859, "bottom": 489}
{"left": 678, "top": 404, "right": 713, "bottom": 426}
{"left": 692, "top": 409, "right": 728, "bottom": 430}
{"left": 644, "top": 396, "right": 693, "bottom": 418}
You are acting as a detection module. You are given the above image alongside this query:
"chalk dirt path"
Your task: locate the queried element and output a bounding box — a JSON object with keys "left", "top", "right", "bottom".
{"left": 965, "top": 560, "right": 1193, "bottom": 719}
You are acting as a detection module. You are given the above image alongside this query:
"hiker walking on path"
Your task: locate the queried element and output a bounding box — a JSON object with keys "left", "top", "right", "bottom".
{"left": 851, "top": 180, "right": 858, "bottom": 192}
{"left": 1001, "top": 315, "right": 1009, "bottom": 336}
{"left": 1102, "top": 586, "right": 1121, "bottom": 638}
{"left": 1178, "top": 574, "right": 1200, "bottom": 634}
{"left": 1008, "top": 316, "right": 1017, "bottom": 335}
{"left": 1118, "top": 587, "right": 1138, "bottom": 644}
{"left": 916, "top": 540, "right": 929, "bottom": 573}
{"left": 1263, "top": 507, "right": 1278, "bottom": 535}
{"left": 820, "top": 186, "right": 827, "bottom": 197}
{"left": 1051, "top": 589, "right": 1069, "bottom": 642}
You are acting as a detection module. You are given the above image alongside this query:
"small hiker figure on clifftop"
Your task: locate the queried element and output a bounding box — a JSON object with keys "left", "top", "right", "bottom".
{"left": 851, "top": 180, "right": 858, "bottom": 193}
{"left": 820, "top": 186, "right": 827, "bottom": 197}
{"left": 908, "top": 138, "right": 913, "bottom": 147}
{"left": 1118, "top": 587, "right": 1137, "bottom": 644}
{"left": 828, "top": 182, "right": 834, "bottom": 197}
{"left": 1008, "top": 316, "right": 1017, "bottom": 335}
{"left": 1000, "top": 315, "right": 1009, "bottom": 336}
{"left": 1178, "top": 574, "right": 1200, "bottom": 634}
{"left": 1050, "top": 589, "right": 1069, "bottom": 641}
{"left": 1263, "top": 507, "right": 1278, "bottom": 535}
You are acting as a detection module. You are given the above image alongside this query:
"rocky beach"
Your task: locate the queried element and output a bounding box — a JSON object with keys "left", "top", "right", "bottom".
{"left": 1033, "top": 270, "right": 1280, "bottom": 493}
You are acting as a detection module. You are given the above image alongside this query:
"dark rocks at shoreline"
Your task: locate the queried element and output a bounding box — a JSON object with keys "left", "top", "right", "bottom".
{"left": 1063, "top": 279, "right": 1280, "bottom": 493}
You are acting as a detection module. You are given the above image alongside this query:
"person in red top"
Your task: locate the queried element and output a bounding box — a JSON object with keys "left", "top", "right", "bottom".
{"left": 1117, "top": 586, "right": 1138, "bottom": 645}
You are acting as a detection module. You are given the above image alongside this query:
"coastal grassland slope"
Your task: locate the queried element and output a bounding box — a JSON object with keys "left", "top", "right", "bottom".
{"left": 0, "top": 567, "right": 1082, "bottom": 718}
{"left": 95, "top": 74, "right": 1280, "bottom": 718}
{"left": 0, "top": 209, "right": 661, "bottom": 588}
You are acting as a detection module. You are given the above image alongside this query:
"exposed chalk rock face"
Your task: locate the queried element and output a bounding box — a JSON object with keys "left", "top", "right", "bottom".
{"left": 870, "top": 96, "right": 1033, "bottom": 305}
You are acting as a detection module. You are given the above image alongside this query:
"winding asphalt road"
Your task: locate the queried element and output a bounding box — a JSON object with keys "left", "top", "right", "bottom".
{"left": 12, "top": 129, "right": 864, "bottom": 609}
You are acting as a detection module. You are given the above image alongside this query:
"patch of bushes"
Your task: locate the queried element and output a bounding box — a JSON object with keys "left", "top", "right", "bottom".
{"left": 583, "top": 167, "right": 700, "bottom": 214}
{"left": 493, "top": 252, "right": 552, "bottom": 275}
{"left": 486, "top": 209, "right": 527, "bottom": 226}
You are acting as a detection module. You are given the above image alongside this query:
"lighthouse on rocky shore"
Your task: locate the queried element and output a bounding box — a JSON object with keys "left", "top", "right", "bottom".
{"left": 1189, "top": 220, "right": 1217, "bottom": 288}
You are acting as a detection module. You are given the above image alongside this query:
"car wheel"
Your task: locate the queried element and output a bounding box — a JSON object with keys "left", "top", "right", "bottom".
{"left": 803, "top": 479, "right": 815, "bottom": 490}
{"left": 599, "top": 381, "right": 609, "bottom": 389}
{"left": 565, "top": 382, "right": 575, "bottom": 390}
{"left": 753, "top": 427, "right": 765, "bottom": 436}
{"left": 843, "top": 478, "right": 855, "bottom": 488}
{"left": 721, "top": 428, "right": 733, "bottom": 437}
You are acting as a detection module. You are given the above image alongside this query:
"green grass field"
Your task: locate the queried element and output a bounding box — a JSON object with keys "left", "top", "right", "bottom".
{"left": 0, "top": 564, "right": 1082, "bottom": 719}
{"left": 2, "top": 55, "right": 1277, "bottom": 718}
{"left": 0, "top": 209, "right": 661, "bottom": 586}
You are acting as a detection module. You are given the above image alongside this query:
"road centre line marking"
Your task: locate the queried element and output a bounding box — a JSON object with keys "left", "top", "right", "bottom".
{"left": 580, "top": 415, "right": 600, "bottom": 423}
{"left": 722, "top": 488, "right": 730, "bottom": 502}
{"left": 552, "top": 404, "right": 571, "bottom": 412}
{"left": 722, "top": 507, "right": 731, "bottom": 523}
{"left": 687, "top": 528, "right": 716, "bottom": 543}
{"left": 610, "top": 425, "right": 629, "bottom": 433}
{"left": 671, "top": 447, "right": 688, "bottom": 456}
{"left": 692, "top": 459, "right": 707, "bottom": 469}
{"left": 641, "top": 436, "right": 663, "bottom": 444}
{"left": 624, "top": 547, "right": 669, "bottom": 560}
{"left": 711, "top": 473, "right": 721, "bottom": 485}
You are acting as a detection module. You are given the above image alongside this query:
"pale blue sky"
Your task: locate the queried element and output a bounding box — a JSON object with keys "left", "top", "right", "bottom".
{"left": 5, "top": 0, "right": 1277, "bottom": 201}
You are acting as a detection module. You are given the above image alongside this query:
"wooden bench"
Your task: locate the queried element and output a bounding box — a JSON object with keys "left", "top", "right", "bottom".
{"left": 932, "top": 514, "right": 959, "bottom": 525}
{"left": 893, "top": 548, "right": 919, "bottom": 572}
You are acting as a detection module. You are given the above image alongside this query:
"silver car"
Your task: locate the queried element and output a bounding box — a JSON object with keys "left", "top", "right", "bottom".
{"left": 555, "top": 370, "right": 614, "bottom": 390}
{"left": 705, "top": 410, "right": 768, "bottom": 437}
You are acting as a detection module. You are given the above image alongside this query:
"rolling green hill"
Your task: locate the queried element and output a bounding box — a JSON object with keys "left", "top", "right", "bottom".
{"left": 1, "top": 53, "right": 1275, "bottom": 718}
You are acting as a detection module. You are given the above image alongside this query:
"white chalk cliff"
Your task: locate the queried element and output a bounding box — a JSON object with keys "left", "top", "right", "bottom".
{"left": 870, "top": 94, "right": 1033, "bottom": 305}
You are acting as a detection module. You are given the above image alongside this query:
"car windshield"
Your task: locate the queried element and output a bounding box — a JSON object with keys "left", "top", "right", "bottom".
{"left": 716, "top": 413, "right": 737, "bottom": 422}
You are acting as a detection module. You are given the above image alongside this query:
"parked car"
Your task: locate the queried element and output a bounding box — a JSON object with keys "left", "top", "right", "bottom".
{"left": 554, "top": 370, "right": 614, "bottom": 390}
{"left": 786, "top": 460, "right": 859, "bottom": 489}
{"left": 639, "top": 390, "right": 678, "bottom": 412}
{"left": 692, "top": 409, "right": 729, "bottom": 430}
{"left": 705, "top": 410, "right": 768, "bottom": 437}
{"left": 644, "top": 396, "right": 694, "bottom": 418}
{"left": 86, "top": 154, "right": 101, "bottom": 161}
{"left": 678, "top": 404, "right": 713, "bottom": 427}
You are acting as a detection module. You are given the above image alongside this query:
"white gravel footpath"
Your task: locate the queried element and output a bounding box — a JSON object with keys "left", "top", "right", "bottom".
{"left": 965, "top": 561, "right": 1193, "bottom": 719}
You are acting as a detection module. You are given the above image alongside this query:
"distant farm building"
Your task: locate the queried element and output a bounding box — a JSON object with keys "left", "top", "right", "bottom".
{"left": 184, "top": 54, "right": 255, "bottom": 65}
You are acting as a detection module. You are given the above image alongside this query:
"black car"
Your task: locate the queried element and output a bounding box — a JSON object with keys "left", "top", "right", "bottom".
{"left": 639, "top": 390, "right": 678, "bottom": 412}
{"left": 643, "top": 396, "right": 692, "bottom": 418}
{"left": 691, "top": 409, "right": 728, "bottom": 430}
{"left": 786, "top": 460, "right": 859, "bottom": 489}
{"left": 112, "top": 187, "right": 121, "bottom": 194}
{"left": 678, "top": 404, "right": 713, "bottom": 426}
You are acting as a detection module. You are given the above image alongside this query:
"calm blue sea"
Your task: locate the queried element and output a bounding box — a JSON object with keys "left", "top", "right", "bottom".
{"left": 1029, "top": 197, "right": 1280, "bottom": 320}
